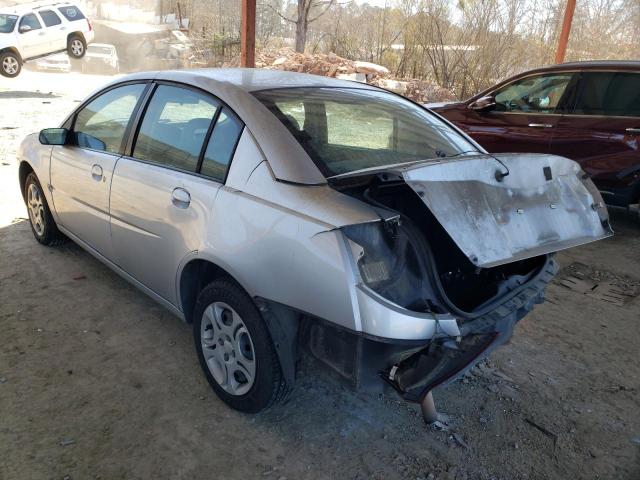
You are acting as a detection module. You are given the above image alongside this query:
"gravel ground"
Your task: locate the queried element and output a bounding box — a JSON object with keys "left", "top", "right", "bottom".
{"left": 1, "top": 71, "right": 639, "bottom": 480}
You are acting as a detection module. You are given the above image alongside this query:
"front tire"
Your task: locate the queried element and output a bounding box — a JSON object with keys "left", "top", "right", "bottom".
{"left": 0, "top": 51, "right": 21, "bottom": 78}
{"left": 193, "top": 279, "right": 289, "bottom": 413}
{"left": 24, "top": 172, "right": 65, "bottom": 246}
{"left": 67, "top": 35, "right": 86, "bottom": 59}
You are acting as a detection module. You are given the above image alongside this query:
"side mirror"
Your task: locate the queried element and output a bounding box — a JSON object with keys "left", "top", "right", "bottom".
{"left": 39, "top": 128, "right": 69, "bottom": 145}
{"left": 19, "top": 25, "right": 32, "bottom": 33}
{"left": 469, "top": 95, "right": 496, "bottom": 112}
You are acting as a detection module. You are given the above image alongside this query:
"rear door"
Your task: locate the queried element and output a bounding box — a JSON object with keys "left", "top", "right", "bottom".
{"left": 16, "top": 13, "right": 48, "bottom": 58}
{"left": 549, "top": 71, "right": 640, "bottom": 207}
{"left": 461, "top": 72, "right": 576, "bottom": 154}
{"left": 50, "top": 83, "right": 148, "bottom": 259}
{"left": 36, "top": 9, "right": 66, "bottom": 51}
{"left": 109, "top": 83, "right": 244, "bottom": 305}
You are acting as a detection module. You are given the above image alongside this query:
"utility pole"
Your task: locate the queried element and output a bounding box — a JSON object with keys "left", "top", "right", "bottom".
{"left": 555, "top": 0, "right": 576, "bottom": 63}
{"left": 241, "top": 0, "right": 256, "bottom": 67}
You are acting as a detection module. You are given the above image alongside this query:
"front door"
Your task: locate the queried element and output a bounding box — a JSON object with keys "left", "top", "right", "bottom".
{"left": 50, "top": 83, "right": 147, "bottom": 259}
{"left": 462, "top": 72, "right": 577, "bottom": 155}
{"left": 17, "top": 13, "right": 48, "bottom": 58}
{"left": 549, "top": 71, "right": 640, "bottom": 207}
{"left": 110, "top": 83, "right": 238, "bottom": 305}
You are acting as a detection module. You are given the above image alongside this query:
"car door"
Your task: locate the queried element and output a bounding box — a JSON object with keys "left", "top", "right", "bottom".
{"left": 460, "top": 72, "right": 577, "bottom": 154}
{"left": 109, "top": 83, "right": 245, "bottom": 305}
{"left": 549, "top": 71, "right": 640, "bottom": 207}
{"left": 36, "top": 9, "right": 66, "bottom": 51}
{"left": 16, "top": 13, "right": 48, "bottom": 58}
{"left": 50, "top": 83, "right": 148, "bottom": 259}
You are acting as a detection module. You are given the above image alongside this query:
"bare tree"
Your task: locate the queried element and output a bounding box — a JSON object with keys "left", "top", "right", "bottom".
{"left": 275, "top": 1, "right": 337, "bottom": 52}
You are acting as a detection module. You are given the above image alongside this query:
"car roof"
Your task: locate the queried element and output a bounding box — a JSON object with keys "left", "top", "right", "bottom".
{"left": 132, "top": 68, "right": 381, "bottom": 93}
{"left": 0, "top": 2, "right": 78, "bottom": 15}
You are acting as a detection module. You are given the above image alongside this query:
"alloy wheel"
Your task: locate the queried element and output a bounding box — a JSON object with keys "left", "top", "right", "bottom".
{"left": 27, "top": 183, "right": 45, "bottom": 237}
{"left": 200, "top": 301, "right": 256, "bottom": 396}
{"left": 2, "top": 56, "right": 18, "bottom": 75}
{"left": 70, "top": 39, "right": 84, "bottom": 57}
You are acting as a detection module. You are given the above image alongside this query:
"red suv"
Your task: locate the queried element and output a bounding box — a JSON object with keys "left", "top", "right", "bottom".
{"left": 429, "top": 61, "right": 640, "bottom": 216}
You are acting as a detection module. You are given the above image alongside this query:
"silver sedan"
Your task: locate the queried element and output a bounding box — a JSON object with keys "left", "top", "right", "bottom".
{"left": 17, "top": 69, "right": 611, "bottom": 419}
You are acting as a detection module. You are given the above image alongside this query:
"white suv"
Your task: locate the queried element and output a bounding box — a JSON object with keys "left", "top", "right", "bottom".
{"left": 0, "top": 2, "right": 94, "bottom": 78}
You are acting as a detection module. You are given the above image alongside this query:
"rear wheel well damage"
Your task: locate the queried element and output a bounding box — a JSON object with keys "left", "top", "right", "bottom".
{"left": 19, "top": 161, "right": 34, "bottom": 201}
{"left": 179, "top": 260, "right": 300, "bottom": 387}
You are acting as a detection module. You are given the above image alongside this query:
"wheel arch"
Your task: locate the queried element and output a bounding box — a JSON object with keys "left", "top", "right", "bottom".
{"left": 18, "top": 161, "right": 35, "bottom": 201}
{"left": 0, "top": 47, "right": 23, "bottom": 63}
{"left": 67, "top": 31, "right": 86, "bottom": 44}
{"left": 178, "top": 256, "right": 252, "bottom": 324}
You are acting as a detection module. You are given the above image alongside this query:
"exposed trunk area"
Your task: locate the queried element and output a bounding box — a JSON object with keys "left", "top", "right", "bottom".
{"left": 336, "top": 177, "right": 547, "bottom": 316}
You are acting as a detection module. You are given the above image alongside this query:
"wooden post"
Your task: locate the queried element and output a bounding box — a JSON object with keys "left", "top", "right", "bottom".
{"left": 240, "top": 0, "right": 256, "bottom": 68}
{"left": 555, "top": 0, "right": 576, "bottom": 64}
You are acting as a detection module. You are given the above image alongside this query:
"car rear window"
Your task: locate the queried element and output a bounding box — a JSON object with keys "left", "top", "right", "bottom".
{"left": 253, "top": 87, "right": 478, "bottom": 177}
{"left": 57, "top": 6, "right": 85, "bottom": 21}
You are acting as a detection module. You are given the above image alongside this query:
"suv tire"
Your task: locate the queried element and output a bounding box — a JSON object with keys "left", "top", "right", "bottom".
{"left": 24, "top": 172, "right": 65, "bottom": 246}
{"left": 67, "top": 34, "right": 86, "bottom": 59}
{"left": 193, "top": 279, "right": 290, "bottom": 413}
{"left": 1, "top": 51, "right": 21, "bottom": 78}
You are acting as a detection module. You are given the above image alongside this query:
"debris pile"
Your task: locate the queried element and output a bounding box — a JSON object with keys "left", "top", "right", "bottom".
{"left": 247, "top": 48, "right": 455, "bottom": 103}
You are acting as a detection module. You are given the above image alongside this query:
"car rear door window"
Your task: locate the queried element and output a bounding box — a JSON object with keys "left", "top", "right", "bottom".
{"left": 38, "top": 10, "right": 61, "bottom": 27}
{"left": 57, "top": 6, "right": 85, "bottom": 21}
{"left": 572, "top": 72, "right": 640, "bottom": 117}
{"left": 494, "top": 74, "right": 573, "bottom": 113}
{"left": 133, "top": 85, "right": 219, "bottom": 172}
{"left": 200, "top": 108, "right": 244, "bottom": 181}
{"left": 74, "top": 83, "right": 146, "bottom": 154}
{"left": 19, "top": 13, "right": 42, "bottom": 31}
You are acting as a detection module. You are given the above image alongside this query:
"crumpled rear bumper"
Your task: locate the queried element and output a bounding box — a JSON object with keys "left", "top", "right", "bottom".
{"left": 384, "top": 258, "right": 558, "bottom": 402}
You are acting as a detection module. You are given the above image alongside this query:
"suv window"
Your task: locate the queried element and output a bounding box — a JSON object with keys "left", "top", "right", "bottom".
{"left": 201, "top": 108, "right": 244, "bottom": 181}
{"left": 57, "top": 6, "right": 85, "bottom": 21}
{"left": 572, "top": 72, "right": 640, "bottom": 117}
{"left": 74, "top": 84, "right": 146, "bottom": 154}
{"left": 38, "top": 10, "right": 62, "bottom": 27}
{"left": 494, "top": 74, "right": 573, "bottom": 113}
{"left": 133, "top": 85, "right": 219, "bottom": 172}
{"left": 0, "top": 14, "right": 18, "bottom": 33}
{"left": 19, "top": 13, "right": 42, "bottom": 31}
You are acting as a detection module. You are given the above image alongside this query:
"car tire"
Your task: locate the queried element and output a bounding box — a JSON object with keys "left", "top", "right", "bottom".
{"left": 67, "top": 35, "right": 86, "bottom": 59}
{"left": 0, "top": 51, "right": 21, "bottom": 78}
{"left": 193, "top": 279, "right": 290, "bottom": 413}
{"left": 24, "top": 172, "right": 65, "bottom": 246}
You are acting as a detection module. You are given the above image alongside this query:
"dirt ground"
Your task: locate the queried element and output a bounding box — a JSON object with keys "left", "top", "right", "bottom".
{"left": 1, "top": 71, "right": 639, "bottom": 480}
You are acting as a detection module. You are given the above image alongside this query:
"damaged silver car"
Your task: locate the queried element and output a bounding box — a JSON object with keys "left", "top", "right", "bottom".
{"left": 18, "top": 69, "right": 612, "bottom": 419}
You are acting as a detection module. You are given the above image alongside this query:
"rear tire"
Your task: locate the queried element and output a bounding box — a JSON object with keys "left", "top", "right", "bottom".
{"left": 24, "top": 172, "right": 65, "bottom": 246}
{"left": 193, "top": 279, "right": 289, "bottom": 413}
{"left": 67, "top": 35, "right": 86, "bottom": 59}
{"left": 0, "top": 51, "right": 21, "bottom": 78}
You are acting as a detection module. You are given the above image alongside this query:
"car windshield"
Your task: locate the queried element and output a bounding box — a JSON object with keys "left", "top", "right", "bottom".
{"left": 0, "top": 14, "right": 18, "bottom": 33}
{"left": 253, "top": 87, "right": 479, "bottom": 177}
{"left": 88, "top": 46, "right": 113, "bottom": 55}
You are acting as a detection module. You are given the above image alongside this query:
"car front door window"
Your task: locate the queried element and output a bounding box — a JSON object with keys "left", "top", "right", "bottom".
{"left": 19, "top": 13, "right": 42, "bottom": 31}
{"left": 74, "top": 84, "right": 147, "bottom": 154}
{"left": 494, "top": 74, "right": 573, "bottom": 113}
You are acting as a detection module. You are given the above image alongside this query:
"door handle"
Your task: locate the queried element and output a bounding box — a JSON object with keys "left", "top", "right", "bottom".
{"left": 171, "top": 187, "right": 191, "bottom": 209}
{"left": 626, "top": 128, "right": 640, "bottom": 135}
{"left": 529, "top": 123, "right": 553, "bottom": 128}
{"left": 60, "top": 26, "right": 67, "bottom": 31}
{"left": 38, "top": 32, "right": 46, "bottom": 36}
{"left": 91, "top": 164, "right": 103, "bottom": 181}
